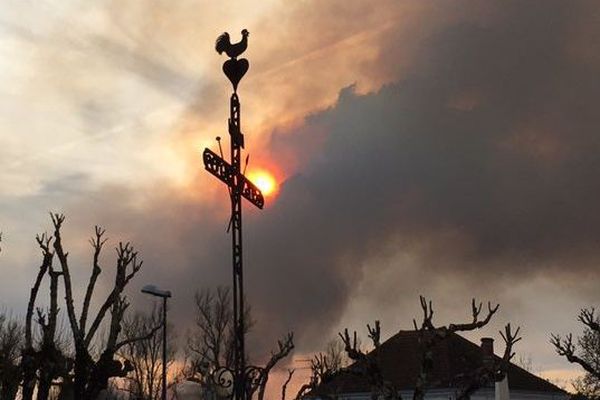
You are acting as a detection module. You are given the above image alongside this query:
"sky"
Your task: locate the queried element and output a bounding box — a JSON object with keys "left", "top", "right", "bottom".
{"left": 1, "top": 0, "right": 600, "bottom": 395}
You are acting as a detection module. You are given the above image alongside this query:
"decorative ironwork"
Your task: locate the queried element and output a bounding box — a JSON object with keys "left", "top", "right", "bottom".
{"left": 216, "top": 29, "right": 250, "bottom": 93}
{"left": 207, "top": 365, "right": 266, "bottom": 399}
{"left": 203, "top": 148, "right": 264, "bottom": 209}
{"left": 211, "top": 367, "right": 234, "bottom": 396}
{"left": 203, "top": 28, "right": 264, "bottom": 400}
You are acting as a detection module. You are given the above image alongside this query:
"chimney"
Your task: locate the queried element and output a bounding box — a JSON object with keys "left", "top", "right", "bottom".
{"left": 480, "top": 338, "right": 510, "bottom": 400}
{"left": 481, "top": 337, "right": 494, "bottom": 368}
{"left": 496, "top": 376, "right": 510, "bottom": 400}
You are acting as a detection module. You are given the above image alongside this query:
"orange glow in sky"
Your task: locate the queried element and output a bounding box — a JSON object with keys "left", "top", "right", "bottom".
{"left": 248, "top": 169, "right": 277, "bottom": 197}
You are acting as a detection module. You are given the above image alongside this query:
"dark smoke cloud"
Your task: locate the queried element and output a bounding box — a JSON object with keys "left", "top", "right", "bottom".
{"left": 249, "top": 1, "right": 600, "bottom": 346}
{"left": 64, "top": 0, "right": 600, "bottom": 359}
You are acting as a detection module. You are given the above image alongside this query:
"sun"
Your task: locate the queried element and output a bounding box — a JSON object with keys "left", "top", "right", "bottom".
{"left": 247, "top": 169, "right": 277, "bottom": 197}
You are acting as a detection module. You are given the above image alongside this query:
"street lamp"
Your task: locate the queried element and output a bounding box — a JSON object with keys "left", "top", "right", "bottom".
{"left": 141, "top": 284, "right": 172, "bottom": 400}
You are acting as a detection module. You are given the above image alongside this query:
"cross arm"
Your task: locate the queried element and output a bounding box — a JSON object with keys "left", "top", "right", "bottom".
{"left": 203, "top": 148, "right": 265, "bottom": 209}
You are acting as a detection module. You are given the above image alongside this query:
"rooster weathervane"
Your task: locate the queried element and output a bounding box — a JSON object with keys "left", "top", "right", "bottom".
{"left": 216, "top": 29, "right": 250, "bottom": 92}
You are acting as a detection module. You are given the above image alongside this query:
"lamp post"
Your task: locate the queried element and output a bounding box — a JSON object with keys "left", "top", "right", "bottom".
{"left": 141, "top": 284, "right": 172, "bottom": 400}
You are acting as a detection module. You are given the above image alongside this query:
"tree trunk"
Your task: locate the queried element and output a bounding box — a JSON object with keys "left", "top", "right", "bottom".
{"left": 0, "top": 364, "right": 20, "bottom": 400}
{"left": 36, "top": 376, "right": 52, "bottom": 400}
{"left": 57, "top": 375, "right": 75, "bottom": 400}
{"left": 21, "top": 347, "right": 37, "bottom": 400}
{"left": 74, "top": 347, "right": 92, "bottom": 399}
{"left": 0, "top": 383, "right": 19, "bottom": 400}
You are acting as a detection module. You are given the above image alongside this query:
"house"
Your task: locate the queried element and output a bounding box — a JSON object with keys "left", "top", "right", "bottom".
{"left": 307, "top": 330, "right": 568, "bottom": 400}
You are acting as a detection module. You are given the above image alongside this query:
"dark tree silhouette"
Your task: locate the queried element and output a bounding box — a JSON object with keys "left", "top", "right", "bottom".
{"left": 118, "top": 305, "right": 177, "bottom": 400}
{"left": 294, "top": 340, "right": 348, "bottom": 400}
{"left": 551, "top": 307, "right": 600, "bottom": 397}
{"left": 47, "top": 213, "right": 159, "bottom": 399}
{"left": 255, "top": 332, "right": 295, "bottom": 400}
{"left": 281, "top": 369, "right": 295, "bottom": 400}
{"left": 19, "top": 232, "right": 69, "bottom": 400}
{"left": 0, "top": 313, "right": 23, "bottom": 400}
{"left": 187, "top": 287, "right": 239, "bottom": 376}
{"left": 413, "top": 297, "right": 520, "bottom": 400}
{"left": 186, "top": 286, "right": 294, "bottom": 400}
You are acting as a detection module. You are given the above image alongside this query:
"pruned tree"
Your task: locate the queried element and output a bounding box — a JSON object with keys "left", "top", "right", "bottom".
{"left": 35, "top": 239, "right": 69, "bottom": 400}
{"left": 453, "top": 324, "right": 521, "bottom": 400}
{"left": 0, "top": 312, "right": 23, "bottom": 400}
{"left": 20, "top": 232, "right": 69, "bottom": 400}
{"left": 186, "top": 286, "right": 294, "bottom": 399}
{"left": 312, "top": 339, "right": 347, "bottom": 385}
{"left": 413, "top": 296, "right": 520, "bottom": 400}
{"left": 118, "top": 305, "right": 177, "bottom": 400}
{"left": 255, "top": 332, "right": 295, "bottom": 400}
{"left": 314, "top": 296, "right": 520, "bottom": 400}
{"left": 337, "top": 320, "right": 398, "bottom": 400}
{"left": 49, "top": 213, "right": 160, "bottom": 399}
{"left": 551, "top": 307, "right": 600, "bottom": 397}
{"left": 35, "top": 266, "right": 70, "bottom": 400}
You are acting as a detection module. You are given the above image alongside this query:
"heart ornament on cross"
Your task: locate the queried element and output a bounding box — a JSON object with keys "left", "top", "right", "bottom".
{"left": 223, "top": 58, "right": 249, "bottom": 92}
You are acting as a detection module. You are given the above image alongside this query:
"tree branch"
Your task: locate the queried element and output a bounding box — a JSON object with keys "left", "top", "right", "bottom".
{"left": 80, "top": 226, "right": 107, "bottom": 333}
{"left": 448, "top": 300, "right": 499, "bottom": 332}
{"left": 257, "top": 332, "right": 295, "bottom": 400}
{"left": 113, "top": 324, "right": 162, "bottom": 353}
{"left": 265, "top": 332, "right": 295, "bottom": 372}
{"left": 338, "top": 328, "right": 365, "bottom": 361}
{"left": 367, "top": 321, "right": 381, "bottom": 348}
{"left": 579, "top": 308, "right": 600, "bottom": 333}
{"left": 499, "top": 323, "right": 521, "bottom": 365}
{"left": 52, "top": 213, "right": 83, "bottom": 344}
{"left": 25, "top": 232, "right": 54, "bottom": 347}
{"left": 551, "top": 333, "right": 600, "bottom": 379}
{"left": 85, "top": 242, "right": 142, "bottom": 346}
{"left": 282, "top": 369, "right": 295, "bottom": 400}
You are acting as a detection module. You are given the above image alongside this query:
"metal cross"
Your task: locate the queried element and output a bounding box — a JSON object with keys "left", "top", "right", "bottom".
{"left": 203, "top": 29, "right": 264, "bottom": 400}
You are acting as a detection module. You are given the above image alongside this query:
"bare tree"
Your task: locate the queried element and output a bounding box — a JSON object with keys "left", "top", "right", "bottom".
{"left": 294, "top": 340, "right": 348, "bottom": 400}
{"left": 453, "top": 324, "right": 521, "bottom": 400}
{"left": 313, "top": 340, "right": 347, "bottom": 384}
{"left": 118, "top": 305, "right": 177, "bottom": 400}
{"left": 36, "top": 262, "right": 69, "bottom": 400}
{"left": 255, "top": 332, "right": 295, "bottom": 400}
{"left": 338, "top": 320, "right": 398, "bottom": 400}
{"left": 413, "top": 296, "right": 520, "bottom": 400}
{"left": 551, "top": 307, "right": 600, "bottom": 397}
{"left": 188, "top": 286, "right": 237, "bottom": 375}
{"left": 186, "top": 286, "right": 294, "bottom": 399}
{"left": 19, "top": 232, "right": 69, "bottom": 400}
{"left": 0, "top": 312, "right": 23, "bottom": 400}
{"left": 49, "top": 213, "right": 160, "bottom": 399}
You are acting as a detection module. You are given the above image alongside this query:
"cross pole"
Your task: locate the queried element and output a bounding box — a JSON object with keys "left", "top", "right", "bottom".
{"left": 203, "top": 29, "right": 264, "bottom": 400}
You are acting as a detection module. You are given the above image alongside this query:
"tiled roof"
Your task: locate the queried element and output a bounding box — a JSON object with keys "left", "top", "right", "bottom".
{"left": 311, "top": 330, "right": 565, "bottom": 395}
